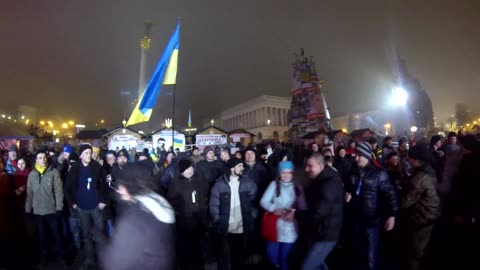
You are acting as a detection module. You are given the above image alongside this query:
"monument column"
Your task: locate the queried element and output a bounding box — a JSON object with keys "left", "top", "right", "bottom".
{"left": 138, "top": 22, "right": 152, "bottom": 100}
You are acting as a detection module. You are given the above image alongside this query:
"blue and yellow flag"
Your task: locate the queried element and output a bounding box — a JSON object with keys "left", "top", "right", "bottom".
{"left": 127, "top": 22, "right": 180, "bottom": 126}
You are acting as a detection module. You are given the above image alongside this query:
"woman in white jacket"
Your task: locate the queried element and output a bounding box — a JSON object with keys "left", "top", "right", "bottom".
{"left": 260, "top": 161, "right": 306, "bottom": 270}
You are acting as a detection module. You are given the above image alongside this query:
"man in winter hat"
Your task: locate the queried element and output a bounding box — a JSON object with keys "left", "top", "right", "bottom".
{"left": 196, "top": 146, "right": 225, "bottom": 188}
{"left": 167, "top": 158, "right": 210, "bottom": 269}
{"left": 65, "top": 144, "right": 108, "bottom": 267}
{"left": 347, "top": 141, "right": 398, "bottom": 270}
{"left": 399, "top": 143, "right": 440, "bottom": 270}
{"left": 210, "top": 158, "right": 258, "bottom": 270}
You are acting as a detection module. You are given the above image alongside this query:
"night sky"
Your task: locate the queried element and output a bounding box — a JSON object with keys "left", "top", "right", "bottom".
{"left": 1, "top": 0, "right": 479, "bottom": 129}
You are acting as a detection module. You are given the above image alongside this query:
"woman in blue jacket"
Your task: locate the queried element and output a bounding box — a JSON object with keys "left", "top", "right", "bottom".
{"left": 260, "top": 161, "right": 306, "bottom": 270}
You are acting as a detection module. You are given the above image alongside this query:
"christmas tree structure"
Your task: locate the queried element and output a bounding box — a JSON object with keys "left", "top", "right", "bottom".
{"left": 288, "top": 49, "right": 331, "bottom": 139}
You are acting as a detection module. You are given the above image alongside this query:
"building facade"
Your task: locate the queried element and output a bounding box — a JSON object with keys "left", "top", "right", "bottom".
{"left": 204, "top": 95, "right": 291, "bottom": 142}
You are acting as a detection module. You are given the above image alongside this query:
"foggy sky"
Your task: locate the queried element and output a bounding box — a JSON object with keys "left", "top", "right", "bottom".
{"left": 1, "top": 0, "right": 479, "bottom": 130}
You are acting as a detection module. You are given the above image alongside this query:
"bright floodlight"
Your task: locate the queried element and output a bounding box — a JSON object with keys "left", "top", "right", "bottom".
{"left": 391, "top": 87, "right": 408, "bottom": 107}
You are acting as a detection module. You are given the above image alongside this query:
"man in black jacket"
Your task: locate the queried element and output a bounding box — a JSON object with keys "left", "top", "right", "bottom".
{"left": 65, "top": 144, "right": 108, "bottom": 267}
{"left": 195, "top": 146, "right": 225, "bottom": 188}
{"left": 167, "top": 158, "right": 209, "bottom": 270}
{"left": 348, "top": 142, "right": 398, "bottom": 270}
{"left": 210, "top": 158, "right": 258, "bottom": 270}
{"left": 243, "top": 146, "right": 272, "bottom": 198}
{"left": 303, "top": 153, "right": 344, "bottom": 270}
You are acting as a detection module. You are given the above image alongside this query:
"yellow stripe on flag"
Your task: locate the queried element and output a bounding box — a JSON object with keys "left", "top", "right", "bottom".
{"left": 162, "top": 49, "right": 179, "bottom": 85}
{"left": 126, "top": 99, "right": 153, "bottom": 126}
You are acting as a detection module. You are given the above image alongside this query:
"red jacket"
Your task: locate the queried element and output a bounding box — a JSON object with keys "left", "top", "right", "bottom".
{"left": 14, "top": 168, "right": 31, "bottom": 207}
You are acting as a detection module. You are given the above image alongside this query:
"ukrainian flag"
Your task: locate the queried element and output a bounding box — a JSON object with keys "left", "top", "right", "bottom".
{"left": 173, "top": 137, "right": 184, "bottom": 149}
{"left": 127, "top": 22, "right": 180, "bottom": 126}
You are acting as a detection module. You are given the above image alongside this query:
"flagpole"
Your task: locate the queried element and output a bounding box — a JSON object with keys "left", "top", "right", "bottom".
{"left": 172, "top": 85, "right": 176, "bottom": 149}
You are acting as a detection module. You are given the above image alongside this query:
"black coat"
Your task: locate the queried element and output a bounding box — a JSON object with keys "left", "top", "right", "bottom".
{"left": 209, "top": 175, "right": 258, "bottom": 235}
{"left": 350, "top": 163, "right": 398, "bottom": 223}
{"left": 304, "top": 165, "right": 345, "bottom": 241}
{"left": 101, "top": 202, "right": 175, "bottom": 270}
{"left": 195, "top": 159, "right": 225, "bottom": 186}
{"left": 65, "top": 160, "right": 108, "bottom": 207}
{"left": 166, "top": 173, "right": 209, "bottom": 229}
{"left": 244, "top": 161, "right": 272, "bottom": 197}
{"left": 333, "top": 156, "right": 354, "bottom": 188}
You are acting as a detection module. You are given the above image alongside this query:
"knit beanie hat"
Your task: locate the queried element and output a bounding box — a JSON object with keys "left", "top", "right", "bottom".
{"left": 117, "top": 149, "right": 130, "bottom": 160}
{"left": 9, "top": 145, "right": 18, "bottom": 152}
{"left": 79, "top": 144, "right": 92, "bottom": 156}
{"left": 244, "top": 145, "right": 257, "bottom": 157}
{"left": 203, "top": 146, "right": 214, "bottom": 156}
{"left": 179, "top": 158, "right": 194, "bottom": 173}
{"left": 278, "top": 161, "right": 294, "bottom": 174}
{"left": 356, "top": 142, "right": 372, "bottom": 160}
{"left": 63, "top": 144, "right": 73, "bottom": 154}
{"left": 106, "top": 150, "right": 116, "bottom": 158}
{"left": 227, "top": 158, "right": 243, "bottom": 169}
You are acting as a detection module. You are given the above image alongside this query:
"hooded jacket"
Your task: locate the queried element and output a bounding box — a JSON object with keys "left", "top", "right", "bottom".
{"left": 101, "top": 193, "right": 175, "bottom": 270}
{"left": 25, "top": 164, "right": 64, "bottom": 215}
{"left": 209, "top": 174, "right": 258, "bottom": 235}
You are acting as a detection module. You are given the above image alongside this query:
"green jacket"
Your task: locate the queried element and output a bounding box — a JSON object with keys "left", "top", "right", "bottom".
{"left": 400, "top": 165, "right": 440, "bottom": 226}
{"left": 25, "top": 165, "right": 64, "bottom": 215}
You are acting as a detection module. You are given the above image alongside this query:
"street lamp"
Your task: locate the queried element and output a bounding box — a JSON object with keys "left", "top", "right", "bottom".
{"left": 384, "top": 123, "right": 391, "bottom": 135}
{"left": 390, "top": 87, "right": 408, "bottom": 107}
{"left": 410, "top": 126, "right": 418, "bottom": 133}
{"left": 101, "top": 120, "right": 105, "bottom": 124}
{"left": 210, "top": 118, "right": 215, "bottom": 126}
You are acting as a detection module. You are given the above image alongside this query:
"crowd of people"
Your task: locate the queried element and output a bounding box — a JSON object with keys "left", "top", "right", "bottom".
{"left": 0, "top": 131, "right": 479, "bottom": 270}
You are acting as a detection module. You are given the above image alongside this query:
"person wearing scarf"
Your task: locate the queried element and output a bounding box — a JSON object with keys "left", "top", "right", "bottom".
{"left": 101, "top": 164, "right": 175, "bottom": 270}
{"left": 25, "top": 150, "right": 66, "bottom": 268}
